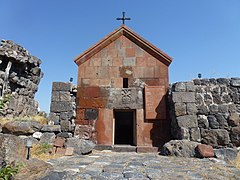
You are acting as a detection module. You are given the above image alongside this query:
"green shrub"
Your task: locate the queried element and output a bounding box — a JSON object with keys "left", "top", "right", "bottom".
{"left": 34, "top": 143, "right": 53, "bottom": 155}
{"left": 0, "top": 94, "right": 12, "bottom": 111}
{"left": 0, "top": 163, "right": 21, "bottom": 180}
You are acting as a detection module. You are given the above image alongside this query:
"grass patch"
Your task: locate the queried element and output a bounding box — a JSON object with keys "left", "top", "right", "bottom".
{"left": 31, "top": 143, "right": 63, "bottom": 161}
{"left": 32, "top": 143, "right": 53, "bottom": 155}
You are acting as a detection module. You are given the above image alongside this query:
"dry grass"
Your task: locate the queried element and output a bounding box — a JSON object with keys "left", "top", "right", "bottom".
{"left": 235, "top": 152, "right": 240, "bottom": 169}
{"left": 0, "top": 115, "right": 48, "bottom": 126}
{"left": 0, "top": 117, "right": 11, "bottom": 126}
{"left": 31, "top": 144, "right": 63, "bottom": 161}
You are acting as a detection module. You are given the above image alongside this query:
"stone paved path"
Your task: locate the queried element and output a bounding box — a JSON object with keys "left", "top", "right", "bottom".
{"left": 41, "top": 151, "right": 240, "bottom": 180}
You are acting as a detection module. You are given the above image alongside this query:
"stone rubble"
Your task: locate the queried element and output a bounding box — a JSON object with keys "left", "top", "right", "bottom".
{"left": 0, "top": 39, "right": 43, "bottom": 117}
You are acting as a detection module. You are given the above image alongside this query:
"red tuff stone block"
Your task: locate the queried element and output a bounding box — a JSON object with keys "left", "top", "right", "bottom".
{"left": 126, "top": 48, "right": 135, "bottom": 57}
{"left": 56, "top": 147, "right": 66, "bottom": 155}
{"left": 112, "top": 57, "right": 123, "bottom": 66}
{"left": 196, "top": 144, "right": 214, "bottom": 158}
{"left": 79, "top": 97, "right": 108, "bottom": 108}
{"left": 85, "top": 87, "right": 100, "bottom": 98}
{"left": 75, "top": 119, "right": 89, "bottom": 125}
{"left": 109, "top": 67, "right": 119, "bottom": 78}
{"left": 65, "top": 147, "right": 74, "bottom": 156}
{"left": 54, "top": 137, "right": 65, "bottom": 147}
{"left": 77, "top": 109, "right": 85, "bottom": 119}
{"left": 136, "top": 57, "right": 147, "bottom": 67}
{"left": 93, "top": 58, "right": 101, "bottom": 66}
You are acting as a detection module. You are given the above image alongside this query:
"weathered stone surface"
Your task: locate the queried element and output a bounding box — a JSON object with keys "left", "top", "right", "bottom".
{"left": 57, "top": 132, "right": 72, "bottom": 138}
{"left": 208, "top": 115, "right": 219, "bottom": 129}
{"left": 218, "top": 104, "right": 228, "bottom": 114}
{"left": 230, "top": 78, "right": 240, "bottom": 87}
{"left": 197, "top": 105, "right": 209, "bottom": 115}
{"left": 2, "top": 121, "right": 42, "bottom": 135}
{"left": 51, "top": 91, "right": 60, "bottom": 102}
{"left": 215, "top": 114, "right": 228, "bottom": 129}
{"left": 65, "top": 147, "right": 74, "bottom": 156}
{"left": 209, "top": 104, "right": 218, "bottom": 114}
{"left": 217, "top": 78, "right": 230, "bottom": 85}
{"left": 0, "top": 134, "right": 26, "bottom": 163}
{"left": 214, "top": 148, "right": 239, "bottom": 163}
{"left": 197, "top": 115, "right": 209, "bottom": 129}
{"left": 41, "top": 125, "right": 61, "bottom": 133}
{"left": 195, "top": 144, "right": 214, "bottom": 158}
{"left": 48, "top": 112, "right": 59, "bottom": 125}
{"left": 39, "top": 133, "right": 56, "bottom": 144}
{"left": 186, "top": 103, "right": 197, "bottom": 115}
{"left": 59, "top": 91, "right": 71, "bottom": 101}
{"left": 173, "top": 82, "right": 186, "bottom": 92}
{"left": 54, "top": 137, "right": 65, "bottom": 147}
{"left": 162, "top": 140, "right": 199, "bottom": 157}
{"left": 50, "top": 102, "right": 73, "bottom": 112}
{"left": 230, "top": 126, "right": 240, "bottom": 146}
{"left": 60, "top": 120, "right": 71, "bottom": 132}
{"left": 176, "top": 115, "right": 198, "bottom": 128}
{"left": 179, "top": 127, "right": 190, "bottom": 140}
{"left": 174, "top": 103, "right": 186, "bottom": 116}
{"left": 52, "top": 82, "right": 72, "bottom": 91}
{"left": 172, "top": 92, "right": 195, "bottom": 103}
{"left": 185, "top": 82, "right": 195, "bottom": 92}
{"left": 201, "top": 129, "right": 230, "bottom": 147}
{"left": 190, "top": 127, "right": 201, "bottom": 142}
{"left": 228, "top": 113, "right": 240, "bottom": 127}
{"left": 15, "top": 158, "right": 52, "bottom": 180}
{"left": 74, "top": 125, "right": 92, "bottom": 139}
{"left": 65, "top": 138, "right": 95, "bottom": 155}
{"left": 107, "top": 88, "right": 143, "bottom": 109}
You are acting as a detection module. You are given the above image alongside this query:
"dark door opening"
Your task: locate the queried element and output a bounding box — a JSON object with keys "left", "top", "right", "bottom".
{"left": 114, "top": 110, "right": 135, "bottom": 145}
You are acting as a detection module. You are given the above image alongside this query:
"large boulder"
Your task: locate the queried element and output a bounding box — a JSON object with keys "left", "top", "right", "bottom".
{"left": 2, "top": 121, "right": 42, "bottom": 135}
{"left": 214, "top": 148, "right": 239, "bottom": 163}
{"left": 15, "top": 158, "right": 52, "bottom": 180}
{"left": 65, "top": 137, "right": 95, "bottom": 155}
{"left": 0, "top": 134, "right": 26, "bottom": 163}
{"left": 162, "top": 140, "right": 200, "bottom": 157}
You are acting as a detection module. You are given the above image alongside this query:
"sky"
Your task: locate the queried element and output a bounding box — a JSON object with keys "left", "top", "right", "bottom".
{"left": 0, "top": 0, "right": 240, "bottom": 113}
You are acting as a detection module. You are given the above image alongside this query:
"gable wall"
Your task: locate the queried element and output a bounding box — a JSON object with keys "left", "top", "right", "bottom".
{"left": 76, "top": 35, "right": 171, "bottom": 148}
{"left": 77, "top": 35, "right": 169, "bottom": 89}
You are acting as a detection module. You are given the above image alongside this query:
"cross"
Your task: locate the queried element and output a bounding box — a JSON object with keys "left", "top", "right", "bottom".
{"left": 116, "top": 12, "right": 131, "bottom": 25}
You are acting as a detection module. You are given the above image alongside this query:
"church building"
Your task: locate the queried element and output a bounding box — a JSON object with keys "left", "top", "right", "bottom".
{"left": 74, "top": 24, "right": 172, "bottom": 152}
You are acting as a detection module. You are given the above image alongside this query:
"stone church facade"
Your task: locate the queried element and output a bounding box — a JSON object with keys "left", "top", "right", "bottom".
{"left": 74, "top": 25, "right": 172, "bottom": 151}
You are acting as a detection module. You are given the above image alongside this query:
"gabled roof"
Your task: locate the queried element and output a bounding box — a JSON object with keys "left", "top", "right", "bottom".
{"left": 74, "top": 25, "right": 173, "bottom": 66}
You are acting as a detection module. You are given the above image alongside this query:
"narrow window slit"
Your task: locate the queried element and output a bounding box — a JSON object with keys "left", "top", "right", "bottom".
{"left": 123, "top": 78, "right": 128, "bottom": 88}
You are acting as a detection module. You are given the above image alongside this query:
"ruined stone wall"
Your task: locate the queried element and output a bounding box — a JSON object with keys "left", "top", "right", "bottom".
{"left": 170, "top": 78, "right": 240, "bottom": 148}
{"left": 49, "top": 82, "right": 77, "bottom": 133}
{"left": 0, "top": 40, "right": 43, "bottom": 117}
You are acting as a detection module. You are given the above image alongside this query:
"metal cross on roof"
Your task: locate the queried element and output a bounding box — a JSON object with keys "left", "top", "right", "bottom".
{"left": 116, "top": 12, "right": 131, "bottom": 25}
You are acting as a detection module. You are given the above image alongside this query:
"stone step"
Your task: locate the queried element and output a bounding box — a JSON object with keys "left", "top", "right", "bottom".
{"left": 112, "top": 145, "right": 137, "bottom": 152}
{"left": 94, "top": 145, "right": 137, "bottom": 152}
